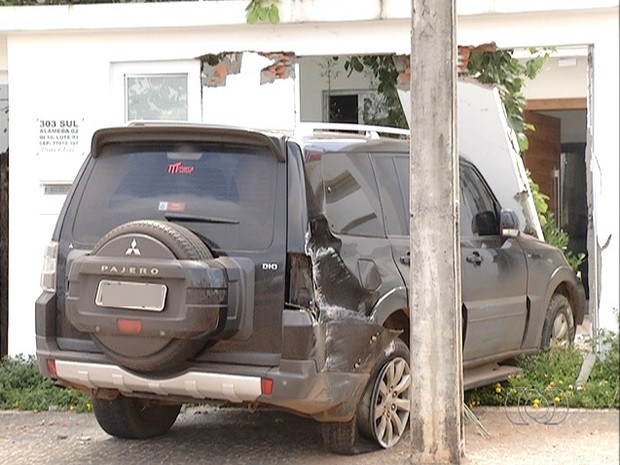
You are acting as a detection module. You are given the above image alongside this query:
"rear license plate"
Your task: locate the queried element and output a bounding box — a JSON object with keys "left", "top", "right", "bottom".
{"left": 95, "top": 280, "right": 167, "bottom": 312}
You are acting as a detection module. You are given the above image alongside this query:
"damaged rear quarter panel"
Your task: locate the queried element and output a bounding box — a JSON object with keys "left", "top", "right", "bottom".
{"left": 279, "top": 145, "right": 408, "bottom": 419}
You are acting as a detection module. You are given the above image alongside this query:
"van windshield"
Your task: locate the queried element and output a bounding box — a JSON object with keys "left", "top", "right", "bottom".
{"left": 72, "top": 142, "right": 277, "bottom": 252}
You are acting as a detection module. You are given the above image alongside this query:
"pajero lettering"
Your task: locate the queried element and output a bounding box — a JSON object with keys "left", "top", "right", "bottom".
{"left": 100, "top": 265, "right": 159, "bottom": 276}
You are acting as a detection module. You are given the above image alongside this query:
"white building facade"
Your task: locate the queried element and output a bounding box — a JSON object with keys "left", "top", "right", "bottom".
{"left": 0, "top": 0, "right": 618, "bottom": 355}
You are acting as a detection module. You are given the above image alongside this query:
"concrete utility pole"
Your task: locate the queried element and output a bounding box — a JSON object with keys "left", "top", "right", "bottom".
{"left": 0, "top": 149, "right": 7, "bottom": 358}
{"left": 409, "top": 0, "right": 463, "bottom": 464}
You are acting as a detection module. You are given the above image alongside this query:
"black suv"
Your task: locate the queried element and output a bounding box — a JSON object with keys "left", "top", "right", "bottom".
{"left": 36, "top": 122, "right": 585, "bottom": 454}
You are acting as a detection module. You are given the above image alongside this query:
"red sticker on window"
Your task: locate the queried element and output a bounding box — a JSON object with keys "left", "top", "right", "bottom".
{"left": 158, "top": 201, "right": 186, "bottom": 212}
{"left": 167, "top": 162, "right": 195, "bottom": 174}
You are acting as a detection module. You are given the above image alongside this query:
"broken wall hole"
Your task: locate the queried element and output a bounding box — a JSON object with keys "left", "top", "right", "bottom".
{"left": 199, "top": 51, "right": 296, "bottom": 87}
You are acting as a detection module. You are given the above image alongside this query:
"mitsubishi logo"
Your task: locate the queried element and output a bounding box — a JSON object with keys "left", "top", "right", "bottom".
{"left": 125, "top": 239, "right": 141, "bottom": 256}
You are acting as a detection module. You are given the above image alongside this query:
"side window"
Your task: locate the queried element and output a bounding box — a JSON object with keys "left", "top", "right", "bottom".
{"left": 321, "top": 153, "right": 384, "bottom": 237}
{"left": 460, "top": 163, "right": 500, "bottom": 237}
{"left": 394, "top": 156, "right": 411, "bottom": 233}
{"left": 371, "top": 154, "right": 409, "bottom": 236}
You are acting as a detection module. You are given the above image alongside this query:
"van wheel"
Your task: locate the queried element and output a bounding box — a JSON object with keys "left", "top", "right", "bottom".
{"left": 321, "top": 339, "right": 411, "bottom": 454}
{"left": 541, "top": 294, "right": 575, "bottom": 349}
{"left": 358, "top": 339, "right": 411, "bottom": 448}
{"left": 93, "top": 396, "right": 181, "bottom": 439}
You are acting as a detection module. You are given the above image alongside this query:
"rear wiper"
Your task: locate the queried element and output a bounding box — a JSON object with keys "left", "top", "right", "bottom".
{"left": 164, "top": 212, "right": 239, "bottom": 224}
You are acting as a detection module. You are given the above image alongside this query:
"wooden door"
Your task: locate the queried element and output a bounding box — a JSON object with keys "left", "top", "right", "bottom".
{"left": 523, "top": 111, "right": 561, "bottom": 215}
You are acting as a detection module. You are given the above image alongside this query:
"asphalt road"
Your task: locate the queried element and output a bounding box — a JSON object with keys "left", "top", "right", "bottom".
{"left": 1, "top": 406, "right": 618, "bottom": 465}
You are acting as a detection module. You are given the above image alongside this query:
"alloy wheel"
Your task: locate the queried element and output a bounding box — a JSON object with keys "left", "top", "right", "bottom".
{"left": 371, "top": 356, "right": 411, "bottom": 448}
{"left": 550, "top": 313, "right": 570, "bottom": 348}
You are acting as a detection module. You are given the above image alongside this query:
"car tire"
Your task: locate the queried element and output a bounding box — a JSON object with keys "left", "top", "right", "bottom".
{"left": 541, "top": 293, "right": 575, "bottom": 349}
{"left": 321, "top": 339, "right": 411, "bottom": 454}
{"left": 90, "top": 220, "right": 215, "bottom": 373}
{"left": 93, "top": 395, "right": 181, "bottom": 439}
{"left": 93, "top": 219, "right": 213, "bottom": 262}
{"left": 358, "top": 339, "right": 411, "bottom": 448}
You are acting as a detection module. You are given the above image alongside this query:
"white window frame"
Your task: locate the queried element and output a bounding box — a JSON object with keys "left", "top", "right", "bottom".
{"left": 110, "top": 60, "right": 202, "bottom": 124}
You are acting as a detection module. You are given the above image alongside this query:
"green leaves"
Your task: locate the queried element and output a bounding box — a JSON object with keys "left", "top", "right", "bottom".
{"left": 0, "top": 355, "right": 91, "bottom": 413}
{"left": 344, "top": 56, "right": 365, "bottom": 77}
{"left": 528, "top": 175, "right": 549, "bottom": 217}
{"left": 246, "top": 8, "right": 259, "bottom": 24}
{"left": 465, "top": 328, "right": 620, "bottom": 410}
{"left": 540, "top": 211, "right": 586, "bottom": 270}
{"left": 268, "top": 4, "right": 279, "bottom": 24}
{"left": 246, "top": 0, "right": 280, "bottom": 25}
{"left": 516, "top": 132, "right": 529, "bottom": 152}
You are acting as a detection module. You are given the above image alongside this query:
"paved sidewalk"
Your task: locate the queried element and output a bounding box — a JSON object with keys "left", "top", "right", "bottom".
{"left": 462, "top": 407, "right": 619, "bottom": 465}
{"left": 1, "top": 406, "right": 618, "bottom": 465}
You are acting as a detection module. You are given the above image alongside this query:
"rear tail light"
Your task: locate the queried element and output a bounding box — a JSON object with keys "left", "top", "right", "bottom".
{"left": 261, "top": 378, "right": 273, "bottom": 395}
{"left": 117, "top": 318, "right": 143, "bottom": 334}
{"left": 40, "top": 241, "right": 59, "bottom": 292}
{"left": 46, "top": 359, "right": 57, "bottom": 376}
{"left": 287, "top": 253, "right": 314, "bottom": 308}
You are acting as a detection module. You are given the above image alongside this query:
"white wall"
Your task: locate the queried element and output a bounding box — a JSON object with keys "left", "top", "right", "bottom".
{"left": 8, "top": 33, "right": 114, "bottom": 355}
{"left": 202, "top": 52, "right": 297, "bottom": 132}
{"left": 522, "top": 55, "right": 588, "bottom": 100}
{"left": 2, "top": 3, "right": 618, "bottom": 355}
{"left": 0, "top": 36, "right": 7, "bottom": 85}
{"left": 590, "top": 36, "right": 620, "bottom": 332}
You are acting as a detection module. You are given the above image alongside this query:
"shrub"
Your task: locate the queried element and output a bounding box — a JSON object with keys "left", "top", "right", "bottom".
{"left": 465, "top": 326, "right": 620, "bottom": 410}
{"left": 0, "top": 354, "right": 91, "bottom": 413}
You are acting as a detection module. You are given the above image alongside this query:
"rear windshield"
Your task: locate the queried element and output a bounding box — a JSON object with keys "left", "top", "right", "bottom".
{"left": 72, "top": 142, "right": 277, "bottom": 252}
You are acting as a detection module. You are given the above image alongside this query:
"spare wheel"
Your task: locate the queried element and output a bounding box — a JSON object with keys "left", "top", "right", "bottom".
{"left": 67, "top": 220, "right": 225, "bottom": 373}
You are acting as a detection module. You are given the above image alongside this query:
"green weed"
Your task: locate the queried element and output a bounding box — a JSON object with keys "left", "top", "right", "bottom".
{"left": 0, "top": 354, "right": 91, "bottom": 413}
{"left": 465, "top": 327, "right": 619, "bottom": 410}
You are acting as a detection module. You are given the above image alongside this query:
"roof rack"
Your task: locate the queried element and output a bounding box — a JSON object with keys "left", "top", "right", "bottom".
{"left": 126, "top": 120, "right": 234, "bottom": 129}
{"left": 126, "top": 120, "right": 410, "bottom": 140}
{"left": 294, "top": 122, "right": 409, "bottom": 139}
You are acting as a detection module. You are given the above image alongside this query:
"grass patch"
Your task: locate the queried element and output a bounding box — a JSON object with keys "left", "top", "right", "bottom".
{"left": 0, "top": 355, "right": 91, "bottom": 413}
{"left": 465, "top": 328, "right": 619, "bottom": 410}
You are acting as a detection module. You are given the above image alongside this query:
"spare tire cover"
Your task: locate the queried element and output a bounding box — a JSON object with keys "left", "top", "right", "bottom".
{"left": 89, "top": 220, "right": 215, "bottom": 373}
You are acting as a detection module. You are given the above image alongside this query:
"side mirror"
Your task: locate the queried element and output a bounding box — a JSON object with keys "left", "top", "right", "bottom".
{"left": 500, "top": 209, "right": 520, "bottom": 237}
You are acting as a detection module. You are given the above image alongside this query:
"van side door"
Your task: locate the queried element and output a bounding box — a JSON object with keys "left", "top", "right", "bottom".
{"left": 459, "top": 161, "right": 529, "bottom": 361}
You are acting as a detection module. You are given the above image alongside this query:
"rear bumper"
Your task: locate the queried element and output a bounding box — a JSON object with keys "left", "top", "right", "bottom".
{"left": 37, "top": 298, "right": 394, "bottom": 423}
{"left": 55, "top": 360, "right": 262, "bottom": 403}
{"left": 37, "top": 344, "right": 368, "bottom": 422}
